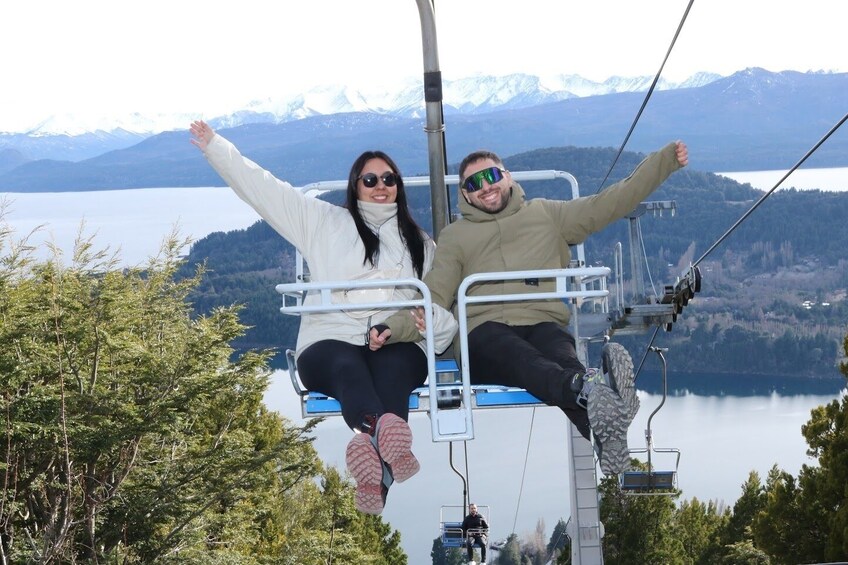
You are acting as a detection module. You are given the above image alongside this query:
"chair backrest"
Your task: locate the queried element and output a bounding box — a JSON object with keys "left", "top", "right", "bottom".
{"left": 440, "top": 521, "right": 465, "bottom": 548}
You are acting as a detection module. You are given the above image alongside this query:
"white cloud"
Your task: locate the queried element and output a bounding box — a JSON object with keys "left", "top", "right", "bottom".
{"left": 1, "top": 0, "right": 845, "bottom": 131}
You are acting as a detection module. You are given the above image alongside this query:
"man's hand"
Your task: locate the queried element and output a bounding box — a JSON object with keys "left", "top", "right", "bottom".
{"left": 675, "top": 140, "right": 689, "bottom": 167}
{"left": 411, "top": 307, "right": 426, "bottom": 333}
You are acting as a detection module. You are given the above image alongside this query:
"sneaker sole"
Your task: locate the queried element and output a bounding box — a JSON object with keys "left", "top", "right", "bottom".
{"left": 603, "top": 342, "right": 640, "bottom": 423}
{"left": 345, "top": 433, "right": 384, "bottom": 514}
{"left": 587, "top": 384, "right": 630, "bottom": 475}
{"left": 376, "top": 413, "right": 420, "bottom": 483}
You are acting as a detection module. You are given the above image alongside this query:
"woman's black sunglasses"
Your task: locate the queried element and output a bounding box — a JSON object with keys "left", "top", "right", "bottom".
{"left": 358, "top": 172, "right": 398, "bottom": 188}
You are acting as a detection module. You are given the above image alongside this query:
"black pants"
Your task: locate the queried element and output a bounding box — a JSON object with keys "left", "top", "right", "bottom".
{"left": 467, "top": 535, "right": 486, "bottom": 562}
{"left": 467, "top": 321, "right": 590, "bottom": 440}
{"left": 297, "top": 340, "right": 427, "bottom": 431}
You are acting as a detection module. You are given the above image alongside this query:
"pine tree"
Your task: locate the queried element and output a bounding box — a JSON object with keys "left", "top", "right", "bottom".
{"left": 0, "top": 229, "right": 402, "bottom": 563}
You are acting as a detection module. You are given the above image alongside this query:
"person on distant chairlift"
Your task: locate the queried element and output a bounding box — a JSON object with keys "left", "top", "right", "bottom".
{"left": 373, "top": 141, "right": 688, "bottom": 476}
{"left": 190, "top": 120, "right": 457, "bottom": 515}
{"left": 462, "top": 503, "right": 489, "bottom": 565}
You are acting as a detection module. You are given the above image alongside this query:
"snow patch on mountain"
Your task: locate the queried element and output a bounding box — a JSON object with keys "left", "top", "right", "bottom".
{"left": 10, "top": 72, "right": 723, "bottom": 137}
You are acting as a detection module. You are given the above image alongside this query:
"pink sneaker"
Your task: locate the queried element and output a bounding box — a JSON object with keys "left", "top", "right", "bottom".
{"left": 376, "top": 413, "right": 420, "bottom": 482}
{"left": 345, "top": 433, "right": 385, "bottom": 514}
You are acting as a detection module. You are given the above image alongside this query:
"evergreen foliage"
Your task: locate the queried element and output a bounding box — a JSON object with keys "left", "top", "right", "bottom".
{"left": 0, "top": 226, "right": 402, "bottom": 563}
{"left": 546, "top": 518, "right": 568, "bottom": 561}
{"left": 714, "top": 471, "right": 767, "bottom": 559}
{"left": 497, "top": 533, "right": 522, "bottom": 565}
{"left": 751, "top": 392, "right": 848, "bottom": 563}
{"left": 673, "top": 498, "right": 729, "bottom": 564}
{"left": 598, "top": 474, "right": 686, "bottom": 564}
{"left": 429, "top": 536, "right": 465, "bottom": 565}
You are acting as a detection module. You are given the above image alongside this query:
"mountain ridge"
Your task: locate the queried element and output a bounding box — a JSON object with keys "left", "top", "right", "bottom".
{"left": 1, "top": 68, "right": 846, "bottom": 190}
{"left": 1, "top": 70, "right": 725, "bottom": 140}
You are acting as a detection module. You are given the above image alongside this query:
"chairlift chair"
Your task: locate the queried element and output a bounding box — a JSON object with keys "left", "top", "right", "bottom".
{"left": 439, "top": 504, "right": 490, "bottom": 551}
{"left": 272, "top": 167, "right": 696, "bottom": 561}
{"left": 405, "top": 6, "right": 697, "bottom": 561}
{"left": 276, "top": 171, "right": 613, "bottom": 444}
{"left": 620, "top": 347, "right": 681, "bottom": 495}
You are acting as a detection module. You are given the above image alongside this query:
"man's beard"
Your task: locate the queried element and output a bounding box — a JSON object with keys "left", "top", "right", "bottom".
{"left": 470, "top": 186, "right": 511, "bottom": 214}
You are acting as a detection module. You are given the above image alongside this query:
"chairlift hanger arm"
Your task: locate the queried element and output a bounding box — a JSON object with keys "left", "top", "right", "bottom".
{"left": 610, "top": 200, "right": 700, "bottom": 335}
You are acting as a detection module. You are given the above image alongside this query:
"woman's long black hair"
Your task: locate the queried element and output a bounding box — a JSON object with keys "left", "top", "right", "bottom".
{"left": 345, "top": 150, "right": 426, "bottom": 278}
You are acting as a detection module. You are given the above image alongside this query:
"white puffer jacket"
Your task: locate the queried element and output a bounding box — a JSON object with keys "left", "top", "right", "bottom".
{"left": 203, "top": 133, "right": 457, "bottom": 358}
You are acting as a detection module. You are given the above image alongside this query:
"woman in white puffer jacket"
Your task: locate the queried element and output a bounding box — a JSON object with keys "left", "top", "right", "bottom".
{"left": 190, "top": 120, "right": 457, "bottom": 516}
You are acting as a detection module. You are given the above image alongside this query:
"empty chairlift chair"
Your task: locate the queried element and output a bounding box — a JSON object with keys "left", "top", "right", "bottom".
{"left": 620, "top": 347, "right": 681, "bottom": 495}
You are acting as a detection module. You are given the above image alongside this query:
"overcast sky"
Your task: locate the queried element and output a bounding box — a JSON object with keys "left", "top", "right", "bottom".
{"left": 2, "top": 0, "right": 845, "bottom": 132}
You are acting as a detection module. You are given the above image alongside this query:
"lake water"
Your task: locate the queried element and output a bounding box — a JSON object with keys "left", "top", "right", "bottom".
{"left": 2, "top": 167, "right": 847, "bottom": 267}
{"left": 2, "top": 178, "right": 847, "bottom": 564}
{"left": 716, "top": 166, "right": 848, "bottom": 192}
{"left": 264, "top": 371, "right": 845, "bottom": 565}
{"left": 0, "top": 187, "right": 262, "bottom": 266}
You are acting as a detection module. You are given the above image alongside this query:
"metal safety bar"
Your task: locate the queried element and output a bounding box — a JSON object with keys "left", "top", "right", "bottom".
{"left": 273, "top": 277, "right": 466, "bottom": 442}
{"left": 451, "top": 267, "right": 611, "bottom": 441}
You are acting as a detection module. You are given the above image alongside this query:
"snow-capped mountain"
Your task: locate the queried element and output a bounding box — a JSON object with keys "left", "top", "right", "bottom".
{"left": 210, "top": 71, "right": 723, "bottom": 129}
{"left": 6, "top": 72, "right": 723, "bottom": 139}
{"left": 2, "top": 68, "right": 846, "bottom": 190}
{"left": 2, "top": 68, "right": 838, "bottom": 167}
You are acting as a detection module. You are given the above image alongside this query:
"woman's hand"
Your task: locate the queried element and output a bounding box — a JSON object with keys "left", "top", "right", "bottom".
{"left": 368, "top": 325, "right": 392, "bottom": 351}
{"left": 190, "top": 120, "right": 216, "bottom": 151}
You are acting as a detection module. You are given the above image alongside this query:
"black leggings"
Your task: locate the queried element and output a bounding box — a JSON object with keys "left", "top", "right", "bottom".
{"left": 467, "top": 321, "right": 590, "bottom": 439}
{"left": 297, "top": 340, "right": 428, "bottom": 431}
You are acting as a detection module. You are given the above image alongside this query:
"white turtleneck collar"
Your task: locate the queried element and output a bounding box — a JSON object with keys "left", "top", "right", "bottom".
{"left": 358, "top": 200, "right": 398, "bottom": 229}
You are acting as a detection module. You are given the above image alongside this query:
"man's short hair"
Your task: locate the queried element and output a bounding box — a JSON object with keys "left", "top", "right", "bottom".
{"left": 458, "top": 151, "right": 504, "bottom": 181}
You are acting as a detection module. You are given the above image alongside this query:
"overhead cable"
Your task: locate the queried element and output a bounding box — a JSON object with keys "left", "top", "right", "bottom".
{"left": 595, "top": 0, "right": 696, "bottom": 193}
{"left": 693, "top": 111, "right": 848, "bottom": 268}
{"left": 633, "top": 112, "right": 848, "bottom": 382}
{"left": 633, "top": 326, "right": 662, "bottom": 381}
{"left": 511, "top": 408, "right": 536, "bottom": 535}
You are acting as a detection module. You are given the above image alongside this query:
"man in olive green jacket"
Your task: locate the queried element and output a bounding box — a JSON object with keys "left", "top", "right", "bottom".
{"left": 370, "top": 141, "right": 688, "bottom": 474}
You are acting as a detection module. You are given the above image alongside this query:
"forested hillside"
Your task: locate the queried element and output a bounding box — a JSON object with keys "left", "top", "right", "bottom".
{"left": 177, "top": 145, "right": 848, "bottom": 379}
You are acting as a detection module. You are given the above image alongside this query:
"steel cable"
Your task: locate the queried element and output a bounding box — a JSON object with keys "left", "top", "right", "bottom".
{"left": 692, "top": 112, "right": 848, "bottom": 268}
{"left": 595, "top": 0, "right": 696, "bottom": 194}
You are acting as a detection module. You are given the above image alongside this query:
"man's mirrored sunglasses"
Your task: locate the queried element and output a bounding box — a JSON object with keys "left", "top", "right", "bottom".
{"left": 462, "top": 166, "right": 505, "bottom": 192}
{"left": 359, "top": 172, "right": 398, "bottom": 188}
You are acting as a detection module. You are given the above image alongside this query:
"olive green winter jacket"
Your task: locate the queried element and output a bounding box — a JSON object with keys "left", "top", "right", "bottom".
{"left": 385, "top": 141, "right": 684, "bottom": 344}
